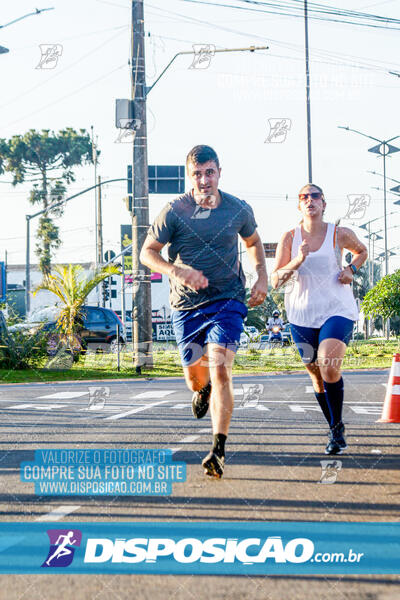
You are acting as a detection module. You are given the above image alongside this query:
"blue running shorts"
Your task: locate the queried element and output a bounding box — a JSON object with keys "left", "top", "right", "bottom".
{"left": 290, "top": 316, "right": 354, "bottom": 364}
{"left": 171, "top": 299, "right": 248, "bottom": 367}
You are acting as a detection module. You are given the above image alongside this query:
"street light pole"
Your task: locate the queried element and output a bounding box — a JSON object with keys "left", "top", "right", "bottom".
{"left": 339, "top": 126, "right": 400, "bottom": 337}
{"left": 25, "top": 178, "right": 127, "bottom": 314}
{"left": 304, "top": 0, "right": 312, "bottom": 181}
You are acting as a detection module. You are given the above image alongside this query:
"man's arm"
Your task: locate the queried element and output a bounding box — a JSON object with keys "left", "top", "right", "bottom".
{"left": 241, "top": 230, "right": 268, "bottom": 307}
{"left": 140, "top": 235, "right": 208, "bottom": 291}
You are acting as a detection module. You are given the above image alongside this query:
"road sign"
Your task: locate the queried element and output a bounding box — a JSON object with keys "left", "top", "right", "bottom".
{"left": 127, "top": 165, "right": 185, "bottom": 195}
{"left": 104, "top": 250, "right": 116, "bottom": 262}
{"left": 0, "top": 262, "right": 5, "bottom": 303}
{"left": 156, "top": 322, "right": 175, "bottom": 341}
{"left": 263, "top": 242, "right": 278, "bottom": 258}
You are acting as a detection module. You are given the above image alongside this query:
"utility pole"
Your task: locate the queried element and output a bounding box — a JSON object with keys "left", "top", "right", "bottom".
{"left": 304, "top": 0, "right": 312, "bottom": 182}
{"left": 91, "top": 126, "right": 98, "bottom": 265}
{"left": 131, "top": 0, "right": 153, "bottom": 371}
{"left": 96, "top": 175, "right": 103, "bottom": 267}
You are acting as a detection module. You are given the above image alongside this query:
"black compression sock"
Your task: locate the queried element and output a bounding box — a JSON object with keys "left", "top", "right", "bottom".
{"left": 200, "top": 381, "right": 211, "bottom": 396}
{"left": 323, "top": 377, "right": 344, "bottom": 428}
{"left": 314, "top": 391, "right": 332, "bottom": 425}
{"left": 212, "top": 433, "right": 227, "bottom": 458}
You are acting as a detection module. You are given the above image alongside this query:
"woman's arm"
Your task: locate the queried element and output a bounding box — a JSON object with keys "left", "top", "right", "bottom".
{"left": 337, "top": 227, "right": 368, "bottom": 284}
{"left": 271, "top": 230, "right": 309, "bottom": 289}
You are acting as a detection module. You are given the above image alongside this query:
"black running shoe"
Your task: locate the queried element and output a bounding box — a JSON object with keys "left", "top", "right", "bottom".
{"left": 192, "top": 382, "right": 211, "bottom": 419}
{"left": 325, "top": 422, "right": 346, "bottom": 455}
{"left": 202, "top": 451, "right": 225, "bottom": 479}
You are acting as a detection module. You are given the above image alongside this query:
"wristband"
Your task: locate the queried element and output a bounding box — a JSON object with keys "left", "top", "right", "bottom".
{"left": 349, "top": 264, "right": 357, "bottom": 274}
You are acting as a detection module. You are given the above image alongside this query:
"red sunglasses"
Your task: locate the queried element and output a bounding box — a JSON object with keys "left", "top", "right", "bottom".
{"left": 299, "top": 192, "right": 322, "bottom": 201}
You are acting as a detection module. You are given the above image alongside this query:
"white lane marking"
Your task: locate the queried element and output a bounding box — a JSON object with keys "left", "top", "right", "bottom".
{"left": 256, "top": 405, "right": 269, "bottom": 411}
{"left": 179, "top": 435, "right": 200, "bottom": 443}
{"left": 350, "top": 406, "right": 382, "bottom": 415}
{"left": 5, "top": 404, "right": 36, "bottom": 409}
{"left": 35, "top": 505, "right": 81, "bottom": 522}
{"left": 289, "top": 404, "right": 321, "bottom": 413}
{"left": 33, "top": 404, "right": 68, "bottom": 410}
{"left": 5, "top": 403, "right": 68, "bottom": 410}
{"left": 169, "top": 428, "right": 211, "bottom": 453}
{"left": 79, "top": 404, "right": 145, "bottom": 412}
{"left": 132, "top": 390, "right": 176, "bottom": 399}
{"left": 233, "top": 389, "right": 244, "bottom": 395}
{"left": 104, "top": 400, "right": 171, "bottom": 421}
{"left": 306, "top": 386, "right": 314, "bottom": 393}
{"left": 36, "top": 392, "right": 88, "bottom": 399}
{"left": 171, "top": 404, "right": 189, "bottom": 409}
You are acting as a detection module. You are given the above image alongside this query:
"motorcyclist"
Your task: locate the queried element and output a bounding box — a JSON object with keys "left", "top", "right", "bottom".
{"left": 267, "top": 310, "right": 284, "bottom": 342}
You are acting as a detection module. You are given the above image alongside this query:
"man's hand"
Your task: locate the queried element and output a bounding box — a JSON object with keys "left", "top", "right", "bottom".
{"left": 337, "top": 266, "right": 354, "bottom": 285}
{"left": 172, "top": 265, "right": 209, "bottom": 291}
{"left": 248, "top": 277, "right": 268, "bottom": 307}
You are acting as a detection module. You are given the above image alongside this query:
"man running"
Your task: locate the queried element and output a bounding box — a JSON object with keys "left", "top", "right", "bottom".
{"left": 140, "top": 145, "right": 267, "bottom": 478}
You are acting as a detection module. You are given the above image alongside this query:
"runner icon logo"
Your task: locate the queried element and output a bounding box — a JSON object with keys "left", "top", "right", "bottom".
{"left": 41, "top": 529, "right": 82, "bottom": 568}
{"left": 265, "top": 118, "right": 292, "bottom": 143}
{"left": 87, "top": 386, "right": 110, "bottom": 411}
{"left": 238, "top": 384, "right": 264, "bottom": 409}
{"left": 36, "top": 44, "right": 63, "bottom": 69}
{"left": 318, "top": 460, "right": 342, "bottom": 484}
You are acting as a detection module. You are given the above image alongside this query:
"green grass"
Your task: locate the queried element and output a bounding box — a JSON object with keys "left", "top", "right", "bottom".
{"left": 1, "top": 339, "right": 398, "bottom": 384}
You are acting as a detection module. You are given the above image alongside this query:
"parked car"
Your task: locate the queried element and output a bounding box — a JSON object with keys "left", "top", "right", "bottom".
{"left": 0, "top": 310, "right": 8, "bottom": 359}
{"left": 9, "top": 305, "right": 126, "bottom": 354}
{"left": 0, "top": 310, "right": 7, "bottom": 340}
{"left": 282, "top": 322, "right": 292, "bottom": 346}
{"left": 258, "top": 334, "right": 270, "bottom": 350}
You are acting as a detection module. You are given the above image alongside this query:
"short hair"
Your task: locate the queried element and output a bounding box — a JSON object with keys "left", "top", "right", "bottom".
{"left": 186, "top": 145, "right": 220, "bottom": 169}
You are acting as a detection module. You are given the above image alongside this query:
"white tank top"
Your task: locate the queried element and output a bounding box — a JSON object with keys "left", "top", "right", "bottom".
{"left": 284, "top": 223, "right": 359, "bottom": 328}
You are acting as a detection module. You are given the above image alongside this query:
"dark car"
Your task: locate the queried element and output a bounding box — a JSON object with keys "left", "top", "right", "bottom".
{"left": 0, "top": 310, "right": 8, "bottom": 359}
{"left": 9, "top": 305, "right": 126, "bottom": 354}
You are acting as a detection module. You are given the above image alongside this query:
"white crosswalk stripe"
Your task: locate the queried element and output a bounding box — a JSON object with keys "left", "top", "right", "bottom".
{"left": 36, "top": 392, "right": 88, "bottom": 399}
{"left": 132, "top": 390, "right": 176, "bottom": 399}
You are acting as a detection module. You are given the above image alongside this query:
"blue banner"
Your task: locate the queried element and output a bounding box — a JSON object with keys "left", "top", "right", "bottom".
{"left": 20, "top": 449, "right": 186, "bottom": 496}
{"left": 0, "top": 522, "right": 399, "bottom": 574}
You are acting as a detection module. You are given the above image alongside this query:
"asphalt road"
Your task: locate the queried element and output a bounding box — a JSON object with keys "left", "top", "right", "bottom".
{"left": 0, "top": 370, "right": 399, "bottom": 599}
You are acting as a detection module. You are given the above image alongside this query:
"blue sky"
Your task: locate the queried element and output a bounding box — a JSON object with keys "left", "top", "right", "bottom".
{"left": 1, "top": 0, "right": 400, "bottom": 274}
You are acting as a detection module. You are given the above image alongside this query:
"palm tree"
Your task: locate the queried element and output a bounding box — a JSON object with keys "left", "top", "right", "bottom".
{"left": 33, "top": 264, "right": 121, "bottom": 350}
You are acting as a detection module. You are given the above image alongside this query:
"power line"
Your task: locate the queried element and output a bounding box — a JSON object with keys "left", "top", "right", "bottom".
{"left": 177, "top": 0, "right": 400, "bottom": 30}
{"left": 147, "top": 4, "right": 400, "bottom": 77}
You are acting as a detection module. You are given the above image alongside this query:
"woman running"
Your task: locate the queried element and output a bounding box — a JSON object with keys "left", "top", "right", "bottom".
{"left": 271, "top": 184, "right": 367, "bottom": 454}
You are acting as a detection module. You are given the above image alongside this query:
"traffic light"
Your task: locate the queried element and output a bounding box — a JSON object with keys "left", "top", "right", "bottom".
{"left": 123, "top": 195, "right": 132, "bottom": 213}
{"left": 102, "top": 279, "right": 110, "bottom": 303}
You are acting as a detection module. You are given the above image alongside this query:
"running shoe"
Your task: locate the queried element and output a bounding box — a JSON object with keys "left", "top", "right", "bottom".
{"left": 325, "top": 422, "right": 347, "bottom": 455}
{"left": 192, "top": 382, "right": 211, "bottom": 419}
{"left": 202, "top": 451, "right": 225, "bottom": 479}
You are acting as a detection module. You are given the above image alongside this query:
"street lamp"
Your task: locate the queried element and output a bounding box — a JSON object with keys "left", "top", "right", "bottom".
{"left": 25, "top": 178, "right": 127, "bottom": 313}
{"left": 338, "top": 126, "right": 400, "bottom": 278}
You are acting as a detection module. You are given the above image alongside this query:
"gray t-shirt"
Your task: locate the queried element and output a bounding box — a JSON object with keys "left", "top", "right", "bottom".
{"left": 148, "top": 190, "right": 257, "bottom": 310}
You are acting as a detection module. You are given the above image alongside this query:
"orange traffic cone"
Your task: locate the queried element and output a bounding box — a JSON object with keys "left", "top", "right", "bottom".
{"left": 377, "top": 353, "right": 400, "bottom": 423}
